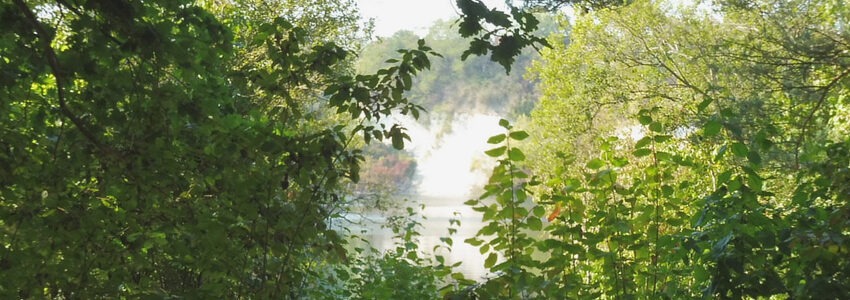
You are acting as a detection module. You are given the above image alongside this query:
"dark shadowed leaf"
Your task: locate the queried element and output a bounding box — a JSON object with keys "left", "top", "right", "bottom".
{"left": 704, "top": 119, "right": 722, "bottom": 136}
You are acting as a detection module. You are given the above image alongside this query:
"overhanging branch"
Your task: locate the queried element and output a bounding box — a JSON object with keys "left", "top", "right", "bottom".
{"left": 14, "top": 0, "right": 108, "bottom": 153}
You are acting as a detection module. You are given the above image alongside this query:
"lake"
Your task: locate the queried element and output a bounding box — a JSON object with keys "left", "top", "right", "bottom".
{"left": 340, "top": 195, "right": 490, "bottom": 280}
{"left": 344, "top": 113, "right": 504, "bottom": 280}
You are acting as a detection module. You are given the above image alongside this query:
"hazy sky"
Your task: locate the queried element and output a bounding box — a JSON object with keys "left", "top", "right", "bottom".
{"left": 356, "top": 0, "right": 507, "bottom": 37}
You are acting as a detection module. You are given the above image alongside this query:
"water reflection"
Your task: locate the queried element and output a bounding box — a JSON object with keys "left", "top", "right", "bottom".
{"left": 350, "top": 198, "right": 488, "bottom": 280}
{"left": 403, "top": 114, "right": 503, "bottom": 198}
{"left": 344, "top": 113, "right": 504, "bottom": 280}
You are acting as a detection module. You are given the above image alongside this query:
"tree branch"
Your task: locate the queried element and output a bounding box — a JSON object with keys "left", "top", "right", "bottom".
{"left": 794, "top": 67, "right": 850, "bottom": 168}
{"left": 14, "top": 0, "right": 107, "bottom": 153}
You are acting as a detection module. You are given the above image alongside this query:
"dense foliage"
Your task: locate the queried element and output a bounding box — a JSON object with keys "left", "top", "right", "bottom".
{"left": 457, "top": 0, "right": 850, "bottom": 298}
{"left": 1, "top": 0, "right": 438, "bottom": 297}
{"left": 3, "top": 0, "right": 850, "bottom": 298}
{"left": 356, "top": 17, "right": 558, "bottom": 117}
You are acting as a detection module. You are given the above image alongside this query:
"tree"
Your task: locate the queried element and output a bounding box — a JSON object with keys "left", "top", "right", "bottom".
{"left": 357, "top": 18, "right": 559, "bottom": 117}
{"left": 452, "top": 0, "right": 629, "bottom": 73}
{"left": 348, "top": 143, "right": 418, "bottom": 215}
{"left": 0, "top": 0, "right": 438, "bottom": 297}
{"left": 462, "top": 0, "right": 850, "bottom": 298}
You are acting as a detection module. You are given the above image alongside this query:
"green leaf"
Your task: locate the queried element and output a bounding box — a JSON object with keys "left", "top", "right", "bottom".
{"left": 728, "top": 176, "right": 743, "bottom": 191}
{"left": 480, "top": 244, "right": 490, "bottom": 254}
{"left": 402, "top": 72, "right": 412, "bottom": 89}
{"left": 485, "top": 146, "right": 506, "bottom": 157}
{"left": 527, "top": 217, "right": 543, "bottom": 231}
{"left": 717, "top": 170, "right": 733, "bottom": 184}
{"left": 391, "top": 132, "right": 404, "bottom": 150}
{"left": 611, "top": 157, "right": 629, "bottom": 167}
{"left": 484, "top": 253, "right": 498, "bottom": 269}
{"left": 747, "top": 171, "right": 764, "bottom": 192}
{"left": 649, "top": 122, "right": 663, "bottom": 133}
{"left": 656, "top": 151, "right": 673, "bottom": 162}
{"left": 731, "top": 142, "right": 748, "bottom": 157}
{"left": 487, "top": 133, "right": 506, "bottom": 144}
{"left": 792, "top": 191, "right": 808, "bottom": 205}
{"left": 391, "top": 84, "right": 403, "bottom": 100}
{"left": 492, "top": 11, "right": 514, "bottom": 27}
{"left": 462, "top": 39, "right": 489, "bottom": 60}
{"left": 450, "top": 272, "right": 466, "bottom": 281}
{"left": 654, "top": 135, "right": 672, "bottom": 143}
{"left": 638, "top": 115, "right": 653, "bottom": 125}
{"left": 704, "top": 119, "right": 722, "bottom": 136}
{"left": 508, "top": 148, "right": 526, "bottom": 161}
{"left": 532, "top": 206, "right": 545, "bottom": 218}
{"left": 352, "top": 87, "right": 369, "bottom": 102}
{"left": 465, "top": 238, "right": 483, "bottom": 246}
{"left": 747, "top": 150, "right": 762, "bottom": 166}
{"left": 713, "top": 233, "right": 733, "bottom": 254}
{"left": 697, "top": 98, "right": 713, "bottom": 111}
{"left": 633, "top": 148, "right": 652, "bottom": 157}
{"left": 509, "top": 130, "right": 529, "bottom": 141}
{"left": 586, "top": 158, "right": 605, "bottom": 170}
{"left": 635, "top": 136, "right": 652, "bottom": 149}
{"left": 498, "top": 118, "right": 510, "bottom": 129}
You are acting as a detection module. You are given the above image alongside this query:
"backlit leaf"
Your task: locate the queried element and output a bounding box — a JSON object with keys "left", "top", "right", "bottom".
{"left": 633, "top": 148, "right": 652, "bottom": 157}
{"left": 485, "top": 146, "right": 506, "bottom": 157}
{"left": 509, "top": 130, "right": 529, "bottom": 141}
{"left": 487, "top": 133, "right": 506, "bottom": 144}
{"left": 484, "top": 253, "right": 498, "bottom": 268}
{"left": 508, "top": 147, "right": 526, "bottom": 161}
{"left": 586, "top": 158, "right": 605, "bottom": 170}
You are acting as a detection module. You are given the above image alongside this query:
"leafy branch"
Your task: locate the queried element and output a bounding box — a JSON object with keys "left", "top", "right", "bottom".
{"left": 455, "top": 0, "right": 551, "bottom": 73}
{"left": 13, "top": 0, "right": 108, "bottom": 154}
{"left": 462, "top": 119, "right": 543, "bottom": 298}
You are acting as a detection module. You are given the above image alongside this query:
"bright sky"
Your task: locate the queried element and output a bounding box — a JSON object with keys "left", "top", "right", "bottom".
{"left": 356, "top": 0, "right": 507, "bottom": 37}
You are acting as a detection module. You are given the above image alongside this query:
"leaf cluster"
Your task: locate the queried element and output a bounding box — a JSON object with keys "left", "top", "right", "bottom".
{"left": 455, "top": 0, "right": 551, "bottom": 73}
{"left": 0, "top": 0, "right": 438, "bottom": 298}
{"left": 457, "top": 0, "right": 850, "bottom": 298}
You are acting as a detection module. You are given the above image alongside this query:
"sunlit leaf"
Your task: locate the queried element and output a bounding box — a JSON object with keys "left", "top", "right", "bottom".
{"left": 649, "top": 122, "right": 663, "bottom": 133}
{"left": 532, "top": 205, "right": 545, "bottom": 218}
{"left": 485, "top": 146, "right": 507, "bottom": 157}
{"left": 484, "top": 253, "right": 498, "bottom": 269}
{"left": 509, "top": 130, "right": 529, "bottom": 141}
{"left": 487, "top": 133, "right": 506, "bottom": 144}
{"left": 508, "top": 147, "right": 526, "bottom": 161}
{"left": 633, "top": 148, "right": 652, "bottom": 157}
{"left": 527, "top": 217, "right": 543, "bottom": 231}
{"left": 586, "top": 158, "right": 605, "bottom": 170}
{"left": 498, "top": 118, "right": 511, "bottom": 129}
{"left": 635, "top": 136, "right": 652, "bottom": 149}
